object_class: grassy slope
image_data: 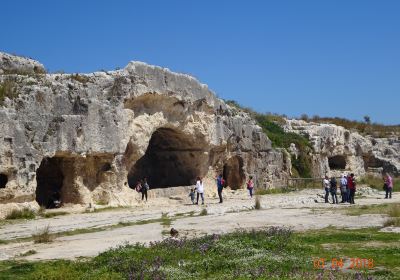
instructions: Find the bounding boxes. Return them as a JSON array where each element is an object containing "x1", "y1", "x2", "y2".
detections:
[
  {"x1": 226, "y1": 100, "x2": 313, "y2": 178},
  {"x1": 0, "y1": 227, "x2": 398, "y2": 280}
]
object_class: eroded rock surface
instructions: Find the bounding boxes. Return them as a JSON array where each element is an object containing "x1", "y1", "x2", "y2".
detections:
[
  {"x1": 284, "y1": 119, "x2": 400, "y2": 177},
  {"x1": 0, "y1": 53, "x2": 289, "y2": 217}
]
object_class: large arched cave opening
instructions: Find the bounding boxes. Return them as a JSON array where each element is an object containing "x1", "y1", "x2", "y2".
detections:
[
  {"x1": 328, "y1": 155, "x2": 347, "y2": 170},
  {"x1": 36, "y1": 157, "x2": 64, "y2": 208},
  {"x1": 223, "y1": 156, "x2": 245, "y2": 190},
  {"x1": 128, "y1": 127, "x2": 209, "y2": 188}
]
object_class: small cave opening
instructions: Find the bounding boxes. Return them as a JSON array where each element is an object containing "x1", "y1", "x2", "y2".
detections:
[
  {"x1": 328, "y1": 155, "x2": 347, "y2": 170},
  {"x1": 363, "y1": 155, "x2": 384, "y2": 170},
  {"x1": 223, "y1": 156, "x2": 245, "y2": 190},
  {"x1": 36, "y1": 157, "x2": 64, "y2": 208},
  {"x1": 0, "y1": 174, "x2": 8, "y2": 188},
  {"x1": 127, "y1": 127, "x2": 208, "y2": 188}
]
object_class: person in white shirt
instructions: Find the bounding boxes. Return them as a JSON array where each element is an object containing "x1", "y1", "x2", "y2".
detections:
[
  {"x1": 323, "y1": 176, "x2": 330, "y2": 203},
  {"x1": 340, "y1": 174, "x2": 348, "y2": 203},
  {"x1": 195, "y1": 177, "x2": 204, "y2": 205}
]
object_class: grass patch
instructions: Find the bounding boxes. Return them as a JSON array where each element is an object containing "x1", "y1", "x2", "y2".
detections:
[
  {"x1": 359, "y1": 175, "x2": 399, "y2": 192},
  {"x1": 5, "y1": 208, "x2": 36, "y2": 220},
  {"x1": 344, "y1": 203, "x2": 399, "y2": 216},
  {"x1": 225, "y1": 100, "x2": 313, "y2": 178},
  {"x1": 70, "y1": 73, "x2": 90, "y2": 84},
  {"x1": 17, "y1": 250, "x2": 37, "y2": 258},
  {"x1": 160, "y1": 213, "x2": 173, "y2": 227},
  {"x1": 39, "y1": 211, "x2": 69, "y2": 218},
  {"x1": 309, "y1": 116, "x2": 400, "y2": 138},
  {"x1": 0, "y1": 79, "x2": 18, "y2": 106},
  {"x1": 383, "y1": 218, "x2": 400, "y2": 227},
  {"x1": 1, "y1": 227, "x2": 398, "y2": 279},
  {"x1": 199, "y1": 208, "x2": 208, "y2": 216},
  {"x1": 32, "y1": 226, "x2": 53, "y2": 244},
  {"x1": 255, "y1": 195, "x2": 261, "y2": 210}
]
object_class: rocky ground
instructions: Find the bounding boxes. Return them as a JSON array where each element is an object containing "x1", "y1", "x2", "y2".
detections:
[{"x1": 0, "y1": 186, "x2": 398, "y2": 261}]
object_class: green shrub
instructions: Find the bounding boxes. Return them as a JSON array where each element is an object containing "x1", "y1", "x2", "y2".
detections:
[
  {"x1": 70, "y1": 74, "x2": 90, "y2": 84},
  {"x1": 32, "y1": 226, "x2": 53, "y2": 244},
  {"x1": 5, "y1": 208, "x2": 36, "y2": 220},
  {"x1": 225, "y1": 100, "x2": 313, "y2": 178},
  {"x1": 310, "y1": 116, "x2": 400, "y2": 138},
  {"x1": 199, "y1": 208, "x2": 208, "y2": 216},
  {"x1": 255, "y1": 195, "x2": 261, "y2": 210},
  {"x1": 0, "y1": 79, "x2": 18, "y2": 106}
]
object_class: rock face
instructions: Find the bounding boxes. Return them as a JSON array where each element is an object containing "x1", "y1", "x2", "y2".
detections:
[
  {"x1": 0, "y1": 52, "x2": 45, "y2": 75},
  {"x1": 0, "y1": 53, "x2": 289, "y2": 217},
  {"x1": 284, "y1": 119, "x2": 400, "y2": 178}
]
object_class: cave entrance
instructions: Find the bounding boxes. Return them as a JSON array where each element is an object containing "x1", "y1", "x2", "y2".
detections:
[
  {"x1": 36, "y1": 157, "x2": 64, "y2": 208},
  {"x1": 0, "y1": 174, "x2": 7, "y2": 188},
  {"x1": 128, "y1": 127, "x2": 208, "y2": 188},
  {"x1": 328, "y1": 155, "x2": 347, "y2": 170},
  {"x1": 223, "y1": 156, "x2": 245, "y2": 190}
]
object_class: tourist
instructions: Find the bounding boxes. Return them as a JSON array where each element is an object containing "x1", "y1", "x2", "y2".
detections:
[
  {"x1": 141, "y1": 177, "x2": 149, "y2": 201},
  {"x1": 246, "y1": 176, "x2": 254, "y2": 198},
  {"x1": 384, "y1": 173, "x2": 393, "y2": 199},
  {"x1": 216, "y1": 174, "x2": 225, "y2": 203},
  {"x1": 330, "y1": 177, "x2": 339, "y2": 204},
  {"x1": 347, "y1": 173, "x2": 356, "y2": 204},
  {"x1": 340, "y1": 174, "x2": 348, "y2": 203},
  {"x1": 189, "y1": 188, "x2": 196, "y2": 204},
  {"x1": 135, "y1": 180, "x2": 142, "y2": 193},
  {"x1": 323, "y1": 176, "x2": 330, "y2": 203},
  {"x1": 195, "y1": 177, "x2": 204, "y2": 205}
]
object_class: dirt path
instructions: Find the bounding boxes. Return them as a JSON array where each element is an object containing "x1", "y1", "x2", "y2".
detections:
[{"x1": 0, "y1": 187, "x2": 398, "y2": 261}]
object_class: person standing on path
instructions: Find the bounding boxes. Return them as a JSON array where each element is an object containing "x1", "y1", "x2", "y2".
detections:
[
  {"x1": 347, "y1": 173, "x2": 356, "y2": 204},
  {"x1": 323, "y1": 176, "x2": 330, "y2": 203},
  {"x1": 246, "y1": 176, "x2": 254, "y2": 198},
  {"x1": 384, "y1": 173, "x2": 393, "y2": 199},
  {"x1": 330, "y1": 177, "x2": 339, "y2": 204},
  {"x1": 195, "y1": 177, "x2": 204, "y2": 205},
  {"x1": 216, "y1": 174, "x2": 225, "y2": 203},
  {"x1": 340, "y1": 174, "x2": 348, "y2": 203},
  {"x1": 141, "y1": 177, "x2": 149, "y2": 201}
]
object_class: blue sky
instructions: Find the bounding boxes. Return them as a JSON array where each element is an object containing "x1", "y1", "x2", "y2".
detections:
[{"x1": 2, "y1": 1, "x2": 399, "y2": 124}]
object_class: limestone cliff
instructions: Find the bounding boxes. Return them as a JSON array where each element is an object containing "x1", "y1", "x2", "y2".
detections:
[
  {"x1": 284, "y1": 119, "x2": 400, "y2": 178},
  {"x1": 0, "y1": 52, "x2": 289, "y2": 216}
]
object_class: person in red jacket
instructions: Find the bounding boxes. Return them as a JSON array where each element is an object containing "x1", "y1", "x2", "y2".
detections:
[{"x1": 347, "y1": 173, "x2": 356, "y2": 204}]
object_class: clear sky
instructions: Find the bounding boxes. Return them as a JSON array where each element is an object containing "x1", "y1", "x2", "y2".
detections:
[{"x1": 2, "y1": 1, "x2": 399, "y2": 124}]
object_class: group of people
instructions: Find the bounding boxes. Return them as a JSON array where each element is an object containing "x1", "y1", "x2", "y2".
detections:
[
  {"x1": 188, "y1": 175, "x2": 255, "y2": 205},
  {"x1": 323, "y1": 173, "x2": 357, "y2": 204},
  {"x1": 323, "y1": 172, "x2": 395, "y2": 204}
]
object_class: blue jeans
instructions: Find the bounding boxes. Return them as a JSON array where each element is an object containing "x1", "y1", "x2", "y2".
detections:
[
  {"x1": 325, "y1": 188, "x2": 330, "y2": 203},
  {"x1": 248, "y1": 188, "x2": 253, "y2": 198},
  {"x1": 197, "y1": 193, "x2": 204, "y2": 204}
]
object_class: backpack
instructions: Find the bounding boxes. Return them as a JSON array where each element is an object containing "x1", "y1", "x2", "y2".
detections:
[
  {"x1": 135, "y1": 183, "x2": 142, "y2": 193},
  {"x1": 221, "y1": 178, "x2": 226, "y2": 188}
]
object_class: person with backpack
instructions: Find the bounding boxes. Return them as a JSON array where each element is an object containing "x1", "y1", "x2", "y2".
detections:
[
  {"x1": 216, "y1": 174, "x2": 225, "y2": 203},
  {"x1": 323, "y1": 176, "x2": 330, "y2": 203},
  {"x1": 340, "y1": 174, "x2": 348, "y2": 203},
  {"x1": 246, "y1": 176, "x2": 254, "y2": 198},
  {"x1": 330, "y1": 177, "x2": 339, "y2": 204},
  {"x1": 141, "y1": 177, "x2": 150, "y2": 201},
  {"x1": 347, "y1": 173, "x2": 356, "y2": 204},
  {"x1": 195, "y1": 177, "x2": 204, "y2": 205}
]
